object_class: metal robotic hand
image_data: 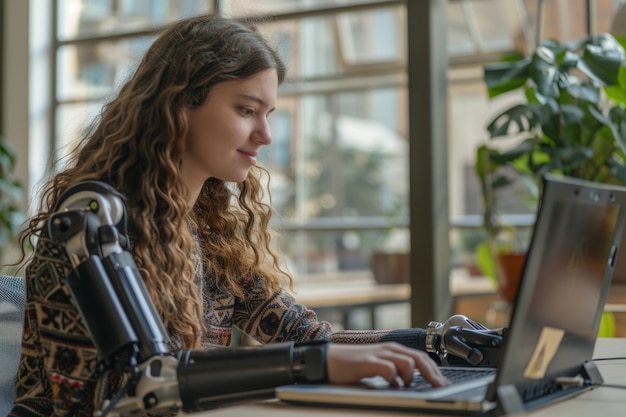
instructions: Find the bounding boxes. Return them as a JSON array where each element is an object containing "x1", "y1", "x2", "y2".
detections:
[{"x1": 425, "y1": 315, "x2": 506, "y2": 367}]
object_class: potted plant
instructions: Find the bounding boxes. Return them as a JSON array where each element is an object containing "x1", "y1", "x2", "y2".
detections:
[
  {"x1": 370, "y1": 198, "x2": 410, "y2": 285},
  {"x1": 476, "y1": 32, "x2": 626, "y2": 301},
  {"x1": 0, "y1": 135, "x2": 25, "y2": 262}
]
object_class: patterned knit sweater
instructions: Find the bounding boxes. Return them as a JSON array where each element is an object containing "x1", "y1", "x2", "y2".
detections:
[{"x1": 9, "y1": 236, "x2": 429, "y2": 417}]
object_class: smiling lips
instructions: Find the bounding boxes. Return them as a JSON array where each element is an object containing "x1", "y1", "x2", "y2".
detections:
[{"x1": 238, "y1": 149, "x2": 258, "y2": 165}]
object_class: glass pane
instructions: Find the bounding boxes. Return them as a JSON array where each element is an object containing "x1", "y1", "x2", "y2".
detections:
[
  {"x1": 303, "y1": 90, "x2": 406, "y2": 219},
  {"x1": 257, "y1": 9, "x2": 402, "y2": 79},
  {"x1": 57, "y1": 0, "x2": 211, "y2": 40},
  {"x1": 447, "y1": 1, "x2": 475, "y2": 56},
  {"x1": 269, "y1": 90, "x2": 408, "y2": 219},
  {"x1": 262, "y1": 103, "x2": 295, "y2": 215},
  {"x1": 258, "y1": 17, "x2": 340, "y2": 79},
  {"x1": 537, "y1": 0, "x2": 588, "y2": 43},
  {"x1": 51, "y1": 1, "x2": 410, "y2": 284},
  {"x1": 267, "y1": 86, "x2": 408, "y2": 278},
  {"x1": 56, "y1": 102, "x2": 104, "y2": 163},
  {"x1": 220, "y1": 0, "x2": 391, "y2": 17},
  {"x1": 448, "y1": 0, "x2": 520, "y2": 57},
  {"x1": 278, "y1": 228, "x2": 408, "y2": 278},
  {"x1": 601, "y1": 0, "x2": 626, "y2": 33},
  {"x1": 472, "y1": 0, "x2": 516, "y2": 52},
  {"x1": 447, "y1": 82, "x2": 538, "y2": 238},
  {"x1": 57, "y1": 36, "x2": 154, "y2": 102},
  {"x1": 336, "y1": 7, "x2": 405, "y2": 64}
]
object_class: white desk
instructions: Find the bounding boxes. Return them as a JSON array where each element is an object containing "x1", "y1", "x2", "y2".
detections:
[{"x1": 192, "y1": 338, "x2": 626, "y2": 417}]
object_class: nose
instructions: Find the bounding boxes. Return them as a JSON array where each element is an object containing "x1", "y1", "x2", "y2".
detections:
[{"x1": 252, "y1": 118, "x2": 272, "y2": 145}]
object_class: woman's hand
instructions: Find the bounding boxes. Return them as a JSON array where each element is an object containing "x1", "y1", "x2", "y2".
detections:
[{"x1": 326, "y1": 342, "x2": 450, "y2": 388}]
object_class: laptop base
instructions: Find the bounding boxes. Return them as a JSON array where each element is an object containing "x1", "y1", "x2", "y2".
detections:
[{"x1": 496, "y1": 361, "x2": 603, "y2": 415}]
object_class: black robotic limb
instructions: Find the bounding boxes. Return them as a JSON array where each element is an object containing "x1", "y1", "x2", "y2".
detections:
[
  {"x1": 48, "y1": 180, "x2": 505, "y2": 416},
  {"x1": 48, "y1": 181, "x2": 329, "y2": 416},
  {"x1": 426, "y1": 315, "x2": 507, "y2": 367}
]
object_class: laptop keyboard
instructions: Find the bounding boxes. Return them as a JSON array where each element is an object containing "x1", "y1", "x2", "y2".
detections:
[
  {"x1": 407, "y1": 368, "x2": 495, "y2": 392},
  {"x1": 361, "y1": 367, "x2": 496, "y2": 392}
]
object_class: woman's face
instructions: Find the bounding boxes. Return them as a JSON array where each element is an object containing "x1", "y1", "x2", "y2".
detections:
[{"x1": 182, "y1": 68, "x2": 278, "y2": 191}]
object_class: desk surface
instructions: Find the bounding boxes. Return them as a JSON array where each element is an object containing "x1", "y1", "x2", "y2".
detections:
[{"x1": 193, "y1": 338, "x2": 626, "y2": 417}]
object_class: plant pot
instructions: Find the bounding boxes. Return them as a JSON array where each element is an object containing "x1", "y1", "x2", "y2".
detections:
[
  {"x1": 496, "y1": 252, "x2": 526, "y2": 303},
  {"x1": 370, "y1": 252, "x2": 409, "y2": 285}
]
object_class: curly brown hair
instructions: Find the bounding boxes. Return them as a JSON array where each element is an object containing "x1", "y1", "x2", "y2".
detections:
[{"x1": 17, "y1": 14, "x2": 289, "y2": 350}]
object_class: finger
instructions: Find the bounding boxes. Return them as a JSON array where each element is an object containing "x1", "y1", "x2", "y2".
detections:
[
  {"x1": 446, "y1": 335, "x2": 483, "y2": 365},
  {"x1": 326, "y1": 344, "x2": 411, "y2": 385},
  {"x1": 456, "y1": 328, "x2": 503, "y2": 347},
  {"x1": 379, "y1": 350, "x2": 419, "y2": 386},
  {"x1": 367, "y1": 357, "x2": 409, "y2": 387},
  {"x1": 443, "y1": 332, "x2": 472, "y2": 358},
  {"x1": 465, "y1": 318, "x2": 489, "y2": 330},
  {"x1": 409, "y1": 353, "x2": 449, "y2": 387},
  {"x1": 488, "y1": 327, "x2": 507, "y2": 337},
  {"x1": 383, "y1": 343, "x2": 449, "y2": 387}
]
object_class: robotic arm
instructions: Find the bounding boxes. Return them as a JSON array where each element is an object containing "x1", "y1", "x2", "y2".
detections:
[
  {"x1": 48, "y1": 181, "x2": 505, "y2": 417},
  {"x1": 48, "y1": 181, "x2": 328, "y2": 416},
  {"x1": 426, "y1": 315, "x2": 506, "y2": 367}
]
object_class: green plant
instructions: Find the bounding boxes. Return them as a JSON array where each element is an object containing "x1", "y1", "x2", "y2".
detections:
[
  {"x1": 0, "y1": 136, "x2": 25, "y2": 250},
  {"x1": 483, "y1": 32, "x2": 626, "y2": 195},
  {"x1": 475, "y1": 32, "x2": 626, "y2": 283}
]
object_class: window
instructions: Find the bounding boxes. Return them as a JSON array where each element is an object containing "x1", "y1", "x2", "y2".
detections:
[
  {"x1": 250, "y1": 5, "x2": 410, "y2": 276},
  {"x1": 53, "y1": 0, "x2": 212, "y2": 159},
  {"x1": 50, "y1": 0, "x2": 411, "y2": 282},
  {"x1": 36, "y1": 0, "x2": 623, "y2": 324}
]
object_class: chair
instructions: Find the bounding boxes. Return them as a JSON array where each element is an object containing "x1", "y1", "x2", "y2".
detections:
[{"x1": 0, "y1": 274, "x2": 25, "y2": 416}]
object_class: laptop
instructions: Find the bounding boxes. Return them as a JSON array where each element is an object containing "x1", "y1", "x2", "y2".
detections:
[
  {"x1": 276, "y1": 174, "x2": 626, "y2": 415},
  {"x1": 609, "y1": 222, "x2": 626, "y2": 284}
]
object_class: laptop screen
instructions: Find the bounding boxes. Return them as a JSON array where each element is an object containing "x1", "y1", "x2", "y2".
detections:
[
  {"x1": 489, "y1": 174, "x2": 625, "y2": 405},
  {"x1": 529, "y1": 200, "x2": 619, "y2": 334},
  {"x1": 609, "y1": 227, "x2": 626, "y2": 284}
]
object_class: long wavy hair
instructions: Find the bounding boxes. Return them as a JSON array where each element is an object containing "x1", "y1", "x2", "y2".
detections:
[{"x1": 16, "y1": 14, "x2": 289, "y2": 350}]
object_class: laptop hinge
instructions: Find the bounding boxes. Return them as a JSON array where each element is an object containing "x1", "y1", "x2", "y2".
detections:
[{"x1": 582, "y1": 361, "x2": 604, "y2": 385}]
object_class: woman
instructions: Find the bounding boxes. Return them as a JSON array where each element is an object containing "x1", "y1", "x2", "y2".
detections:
[{"x1": 9, "y1": 14, "x2": 453, "y2": 417}]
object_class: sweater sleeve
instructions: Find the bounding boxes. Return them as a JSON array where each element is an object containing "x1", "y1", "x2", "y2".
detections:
[
  {"x1": 9, "y1": 236, "x2": 120, "y2": 417},
  {"x1": 233, "y1": 278, "x2": 335, "y2": 343},
  {"x1": 233, "y1": 280, "x2": 430, "y2": 352},
  {"x1": 329, "y1": 328, "x2": 428, "y2": 351}
]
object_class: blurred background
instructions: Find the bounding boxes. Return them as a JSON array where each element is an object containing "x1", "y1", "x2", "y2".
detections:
[{"x1": 3, "y1": 0, "x2": 626, "y2": 329}]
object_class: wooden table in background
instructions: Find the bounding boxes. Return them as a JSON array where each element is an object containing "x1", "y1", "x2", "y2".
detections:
[{"x1": 292, "y1": 269, "x2": 497, "y2": 329}]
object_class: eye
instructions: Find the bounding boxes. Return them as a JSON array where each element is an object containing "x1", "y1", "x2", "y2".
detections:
[{"x1": 240, "y1": 107, "x2": 255, "y2": 116}]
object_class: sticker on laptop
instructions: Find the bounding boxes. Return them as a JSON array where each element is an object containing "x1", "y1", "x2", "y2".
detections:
[{"x1": 523, "y1": 326, "x2": 565, "y2": 379}]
